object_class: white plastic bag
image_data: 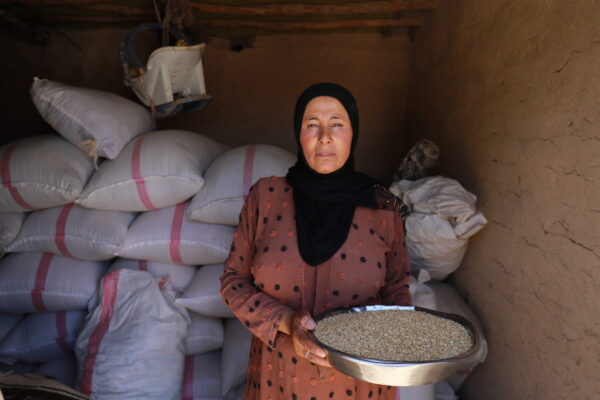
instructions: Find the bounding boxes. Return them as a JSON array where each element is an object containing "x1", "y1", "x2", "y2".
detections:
[
  {"x1": 31, "y1": 78, "x2": 155, "y2": 160},
  {"x1": 0, "y1": 311, "x2": 86, "y2": 365},
  {"x1": 106, "y1": 258, "x2": 196, "y2": 294},
  {"x1": 0, "y1": 213, "x2": 24, "y2": 251},
  {"x1": 75, "y1": 269, "x2": 189, "y2": 399},
  {"x1": 35, "y1": 357, "x2": 78, "y2": 389},
  {"x1": 184, "y1": 312, "x2": 224, "y2": 356},
  {"x1": 0, "y1": 135, "x2": 94, "y2": 212},
  {"x1": 187, "y1": 145, "x2": 296, "y2": 225},
  {"x1": 0, "y1": 252, "x2": 108, "y2": 313},
  {"x1": 0, "y1": 314, "x2": 23, "y2": 342},
  {"x1": 77, "y1": 130, "x2": 228, "y2": 211},
  {"x1": 221, "y1": 318, "x2": 252, "y2": 396},
  {"x1": 182, "y1": 351, "x2": 223, "y2": 400},
  {"x1": 7, "y1": 204, "x2": 135, "y2": 261},
  {"x1": 390, "y1": 177, "x2": 487, "y2": 280},
  {"x1": 118, "y1": 202, "x2": 234, "y2": 265},
  {"x1": 175, "y1": 264, "x2": 234, "y2": 318}
]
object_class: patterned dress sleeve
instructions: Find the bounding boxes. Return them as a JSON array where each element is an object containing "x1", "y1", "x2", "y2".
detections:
[
  {"x1": 380, "y1": 209, "x2": 412, "y2": 306},
  {"x1": 220, "y1": 182, "x2": 294, "y2": 349}
]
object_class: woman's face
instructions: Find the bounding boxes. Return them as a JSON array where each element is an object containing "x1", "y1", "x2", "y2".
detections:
[{"x1": 299, "y1": 96, "x2": 353, "y2": 174}]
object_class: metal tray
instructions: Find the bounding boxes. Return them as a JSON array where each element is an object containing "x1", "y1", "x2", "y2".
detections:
[{"x1": 308, "y1": 305, "x2": 482, "y2": 387}]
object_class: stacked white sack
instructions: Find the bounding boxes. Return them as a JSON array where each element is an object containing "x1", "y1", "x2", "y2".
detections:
[
  {"x1": 221, "y1": 318, "x2": 252, "y2": 397},
  {"x1": 75, "y1": 269, "x2": 189, "y2": 399},
  {"x1": 107, "y1": 258, "x2": 196, "y2": 294},
  {"x1": 183, "y1": 351, "x2": 223, "y2": 400},
  {"x1": 0, "y1": 311, "x2": 86, "y2": 365},
  {"x1": 0, "y1": 135, "x2": 94, "y2": 212},
  {"x1": 0, "y1": 314, "x2": 23, "y2": 342},
  {"x1": 35, "y1": 357, "x2": 79, "y2": 388},
  {"x1": 30, "y1": 78, "x2": 155, "y2": 160},
  {"x1": 389, "y1": 176, "x2": 487, "y2": 281},
  {"x1": 187, "y1": 144, "x2": 296, "y2": 225},
  {"x1": 0, "y1": 213, "x2": 24, "y2": 251},
  {"x1": 77, "y1": 130, "x2": 228, "y2": 211},
  {"x1": 176, "y1": 263, "x2": 234, "y2": 318},
  {"x1": 118, "y1": 201, "x2": 234, "y2": 265},
  {"x1": 0, "y1": 252, "x2": 107, "y2": 313},
  {"x1": 6, "y1": 204, "x2": 135, "y2": 261},
  {"x1": 184, "y1": 313, "x2": 224, "y2": 356}
]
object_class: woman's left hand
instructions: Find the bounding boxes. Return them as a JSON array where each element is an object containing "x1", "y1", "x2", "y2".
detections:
[{"x1": 290, "y1": 310, "x2": 331, "y2": 368}]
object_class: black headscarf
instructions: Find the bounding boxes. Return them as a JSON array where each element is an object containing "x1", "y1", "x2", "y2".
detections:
[{"x1": 286, "y1": 83, "x2": 381, "y2": 266}]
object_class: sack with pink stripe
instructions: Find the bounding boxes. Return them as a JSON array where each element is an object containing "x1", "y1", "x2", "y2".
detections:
[
  {"x1": 0, "y1": 314, "x2": 23, "y2": 342},
  {"x1": 76, "y1": 130, "x2": 229, "y2": 211},
  {"x1": 107, "y1": 258, "x2": 196, "y2": 294},
  {"x1": 176, "y1": 264, "x2": 234, "y2": 318},
  {"x1": 31, "y1": 78, "x2": 155, "y2": 160},
  {"x1": 221, "y1": 318, "x2": 252, "y2": 396},
  {"x1": 117, "y1": 202, "x2": 234, "y2": 265},
  {"x1": 0, "y1": 135, "x2": 94, "y2": 213},
  {"x1": 75, "y1": 269, "x2": 189, "y2": 399},
  {"x1": 6, "y1": 204, "x2": 135, "y2": 261},
  {"x1": 187, "y1": 145, "x2": 296, "y2": 225},
  {"x1": 184, "y1": 312, "x2": 224, "y2": 356},
  {"x1": 35, "y1": 357, "x2": 78, "y2": 389},
  {"x1": 182, "y1": 351, "x2": 222, "y2": 400},
  {"x1": 0, "y1": 213, "x2": 24, "y2": 251},
  {"x1": 0, "y1": 310, "x2": 86, "y2": 365},
  {"x1": 0, "y1": 252, "x2": 108, "y2": 313}
]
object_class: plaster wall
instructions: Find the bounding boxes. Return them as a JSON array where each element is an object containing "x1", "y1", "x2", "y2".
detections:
[
  {"x1": 408, "y1": 1, "x2": 600, "y2": 399},
  {"x1": 0, "y1": 29, "x2": 411, "y2": 183}
]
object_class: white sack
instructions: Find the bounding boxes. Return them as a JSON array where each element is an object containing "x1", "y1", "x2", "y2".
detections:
[
  {"x1": 0, "y1": 213, "x2": 24, "y2": 250},
  {"x1": 184, "y1": 312, "x2": 224, "y2": 356},
  {"x1": 408, "y1": 269, "x2": 437, "y2": 310},
  {"x1": 0, "y1": 135, "x2": 94, "y2": 212},
  {"x1": 434, "y1": 380, "x2": 458, "y2": 400},
  {"x1": 187, "y1": 145, "x2": 296, "y2": 225},
  {"x1": 30, "y1": 78, "x2": 155, "y2": 160},
  {"x1": 397, "y1": 384, "x2": 435, "y2": 400},
  {"x1": 75, "y1": 269, "x2": 189, "y2": 399},
  {"x1": 0, "y1": 252, "x2": 107, "y2": 313},
  {"x1": 107, "y1": 258, "x2": 196, "y2": 294},
  {"x1": 0, "y1": 314, "x2": 23, "y2": 342},
  {"x1": 426, "y1": 282, "x2": 488, "y2": 391},
  {"x1": 182, "y1": 351, "x2": 223, "y2": 400},
  {"x1": 118, "y1": 202, "x2": 234, "y2": 265},
  {"x1": 0, "y1": 311, "x2": 86, "y2": 365},
  {"x1": 0, "y1": 362, "x2": 38, "y2": 374},
  {"x1": 221, "y1": 318, "x2": 252, "y2": 396},
  {"x1": 176, "y1": 264, "x2": 234, "y2": 318},
  {"x1": 390, "y1": 177, "x2": 487, "y2": 280},
  {"x1": 35, "y1": 357, "x2": 78, "y2": 389},
  {"x1": 77, "y1": 130, "x2": 228, "y2": 211},
  {"x1": 225, "y1": 385, "x2": 244, "y2": 400},
  {"x1": 7, "y1": 204, "x2": 135, "y2": 261}
]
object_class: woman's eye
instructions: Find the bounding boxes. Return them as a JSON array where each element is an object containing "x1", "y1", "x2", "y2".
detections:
[{"x1": 307, "y1": 123, "x2": 319, "y2": 128}]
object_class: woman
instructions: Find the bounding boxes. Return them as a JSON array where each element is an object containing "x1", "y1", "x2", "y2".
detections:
[{"x1": 221, "y1": 83, "x2": 411, "y2": 400}]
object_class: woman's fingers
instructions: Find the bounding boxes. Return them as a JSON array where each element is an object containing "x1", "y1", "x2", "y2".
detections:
[
  {"x1": 294, "y1": 310, "x2": 316, "y2": 330},
  {"x1": 305, "y1": 351, "x2": 332, "y2": 368}
]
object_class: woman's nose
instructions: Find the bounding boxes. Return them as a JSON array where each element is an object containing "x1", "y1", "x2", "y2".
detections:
[{"x1": 318, "y1": 127, "x2": 332, "y2": 144}]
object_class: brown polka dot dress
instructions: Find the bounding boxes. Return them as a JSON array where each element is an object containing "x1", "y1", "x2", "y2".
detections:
[{"x1": 221, "y1": 177, "x2": 412, "y2": 400}]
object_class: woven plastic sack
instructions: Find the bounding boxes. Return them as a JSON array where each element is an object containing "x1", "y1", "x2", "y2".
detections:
[
  {"x1": 0, "y1": 213, "x2": 24, "y2": 250},
  {"x1": 221, "y1": 318, "x2": 252, "y2": 396},
  {"x1": 75, "y1": 269, "x2": 189, "y2": 399},
  {"x1": 35, "y1": 357, "x2": 79, "y2": 389},
  {"x1": 118, "y1": 202, "x2": 234, "y2": 265},
  {"x1": 0, "y1": 314, "x2": 23, "y2": 342},
  {"x1": 184, "y1": 312, "x2": 224, "y2": 356},
  {"x1": 0, "y1": 252, "x2": 108, "y2": 313},
  {"x1": 425, "y1": 282, "x2": 488, "y2": 391},
  {"x1": 0, "y1": 310, "x2": 86, "y2": 365},
  {"x1": 225, "y1": 385, "x2": 244, "y2": 400},
  {"x1": 389, "y1": 177, "x2": 487, "y2": 280},
  {"x1": 31, "y1": 77, "x2": 155, "y2": 160},
  {"x1": 0, "y1": 135, "x2": 94, "y2": 212},
  {"x1": 76, "y1": 130, "x2": 228, "y2": 211},
  {"x1": 175, "y1": 264, "x2": 234, "y2": 318},
  {"x1": 6, "y1": 204, "x2": 135, "y2": 261},
  {"x1": 106, "y1": 258, "x2": 196, "y2": 294},
  {"x1": 182, "y1": 351, "x2": 222, "y2": 400},
  {"x1": 187, "y1": 145, "x2": 296, "y2": 225}
]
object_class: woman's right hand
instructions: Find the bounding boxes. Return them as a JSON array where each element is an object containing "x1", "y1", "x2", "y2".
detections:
[{"x1": 290, "y1": 310, "x2": 331, "y2": 368}]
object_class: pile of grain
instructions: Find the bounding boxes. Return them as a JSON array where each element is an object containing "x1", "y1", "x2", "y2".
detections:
[{"x1": 314, "y1": 310, "x2": 473, "y2": 361}]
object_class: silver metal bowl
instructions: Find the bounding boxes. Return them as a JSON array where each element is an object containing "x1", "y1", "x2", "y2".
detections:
[{"x1": 308, "y1": 305, "x2": 482, "y2": 387}]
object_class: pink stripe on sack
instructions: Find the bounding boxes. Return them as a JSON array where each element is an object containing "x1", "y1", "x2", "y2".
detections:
[
  {"x1": 31, "y1": 252, "x2": 54, "y2": 312},
  {"x1": 0, "y1": 142, "x2": 35, "y2": 210},
  {"x1": 242, "y1": 145, "x2": 256, "y2": 197},
  {"x1": 79, "y1": 270, "x2": 120, "y2": 396},
  {"x1": 169, "y1": 202, "x2": 186, "y2": 264},
  {"x1": 131, "y1": 135, "x2": 157, "y2": 210},
  {"x1": 55, "y1": 311, "x2": 74, "y2": 356},
  {"x1": 55, "y1": 203, "x2": 75, "y2": 258},
  {"x1": 182, "y1": 355, "x2": 194, "y2": 400},
  {"x1": 138, "y1": 260, "x2": 148, "y2": 271}
]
